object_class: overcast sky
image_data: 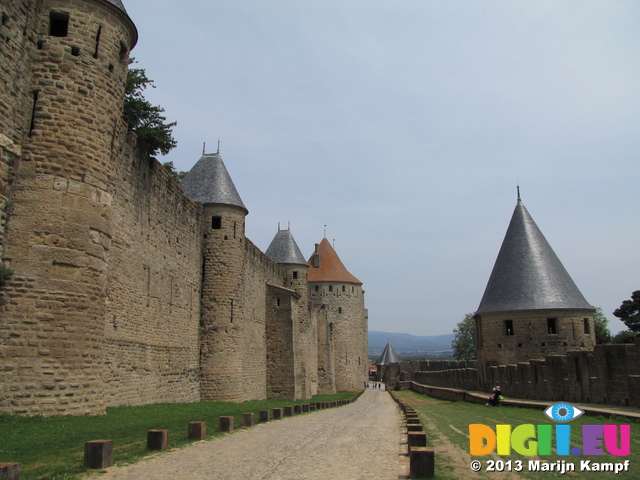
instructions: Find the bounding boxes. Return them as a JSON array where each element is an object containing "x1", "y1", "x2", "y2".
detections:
[{"x1": 122, "y1": 0, "x2": 638, "y2": 336}]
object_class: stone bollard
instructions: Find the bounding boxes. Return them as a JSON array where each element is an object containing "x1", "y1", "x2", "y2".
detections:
[
  {"x1": 0, "y1": 463, "x2": 21, "y2": 480},
  {"x1": 294, "y1": 405, "x2": 302, "y2": 414},
  {"x1": 219, "y1": 416, "x2": 234, "y2": 433},
  {"x1": 410, "y1": 447, "x2": 435, "y2": 479},
  {"x1": 407, "y1": 417, "x2": 420, "y2": 424},
  {"x1": 147, "y1": 430, "x2": 168, "y2": 450},
  {"x1": 272, "y1": 408, "x2": 283, "y2": 419},
  {"x1": 259, "y1": 410, "x2": 270, "y2": 422},
  {"x1": 407, "y1": 424, "x2": 423, "y2": 432},
  {"x1": 284, "y1": 406, "x2": 294, "y2": 416},
  {"x1": 241, "y1": 413, "x2": 255, "y2": 427},
  {"x1": 84, "y1": 440, "x2": 114, "y2": 469},
  {"x1": 309, "y1": 403, "x2": 316, "y2": 411},
  {"x1": 408, "y1": 432, "x2": 427, "y2": 447},
  {"x1": 302, "y1": 404, "x2": 310, "y2": 413},
  {"x1": 188, "y1": 422, "x2": 206, "y2": 440}
]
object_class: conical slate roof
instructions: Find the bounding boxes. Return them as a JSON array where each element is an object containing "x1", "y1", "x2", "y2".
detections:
[
  {"x1": 376, "y1": 341, "x2": 400, "y2": 366},
  {"x1": 476, "y1": 196, "x2": 592, "y2": 314},
  {"x1": 180, "y1": 152, "x2": 248, "y2": 214},
  {"x1": 104, "y1": 0, "x2": 127, "y2": 12},
  {"x1": 307, "y1": 238, "x2": 362, "y2": 284},
  {"x1": 265, "y1": 227, "x2": 307, "y2": 265}
]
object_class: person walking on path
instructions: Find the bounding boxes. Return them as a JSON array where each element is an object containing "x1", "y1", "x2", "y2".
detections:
[{"x1": 86, "y1": 389, "x2": 406, "y2": 480}]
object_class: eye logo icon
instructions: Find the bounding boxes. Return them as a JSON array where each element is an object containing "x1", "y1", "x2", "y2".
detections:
[{"x1": 544, "y1": 403, "x2": 584, "y2": 422}]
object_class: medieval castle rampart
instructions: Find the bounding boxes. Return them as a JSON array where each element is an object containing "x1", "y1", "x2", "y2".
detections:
[{"x1": 0, "y1": 0, "x2": 368, "y2": 416}]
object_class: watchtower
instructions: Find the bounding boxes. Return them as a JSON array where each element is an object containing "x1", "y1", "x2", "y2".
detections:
[
  {"x1": 474, "y1": 191, "x2": 595, "y2": 386},
  {"x1": 180, "y1": 150, "x2": 248, "y2": 401},
  {"x1": 0, "y1": 0, "x2": 136, "y2": 415},
  {"x1": 308, "y1": 238, "x2": 368, "y2": 391}
]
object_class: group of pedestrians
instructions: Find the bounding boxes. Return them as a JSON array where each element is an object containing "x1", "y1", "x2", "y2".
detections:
[{"x1": 365, "y1": 381, "x2": 384, "y2": 390}]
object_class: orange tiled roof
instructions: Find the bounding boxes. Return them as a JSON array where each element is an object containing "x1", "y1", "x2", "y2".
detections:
[{"x1": 307, "y1": 238, "x2": 362, "y2": 284}]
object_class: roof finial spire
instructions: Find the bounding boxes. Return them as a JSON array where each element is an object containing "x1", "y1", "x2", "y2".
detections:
[
  {"x1": 202, "y1": 142, "x2": 206, "y2": 156},
  {"x1": 217, "y1": 138, "x2": 220, "y2": 154},
  {"x1": 324, "y1": 224, "x2": 327, "y2": 238},
  {"x1": 517, "y1": 183, "x2": 521, "y2": 202}
]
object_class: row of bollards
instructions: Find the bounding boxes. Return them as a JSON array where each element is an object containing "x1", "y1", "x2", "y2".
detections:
[
  {"x1": 390, "y1": 393, "x2": 435, "y2": 479},
  {"x1": 1, "y1": 395, "x2": 364, "y2": 480}
]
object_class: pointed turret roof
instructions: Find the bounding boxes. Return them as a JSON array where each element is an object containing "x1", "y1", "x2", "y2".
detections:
[
  {"x1": 476, "y1": 195, "x2": 592, "y2": 314},
  {"x1": 307, "y1": 238, "x2": 362, "y2": 284},
  {"x1": 180, "y1": 152, "x2": 248, "y2": 214},
  {"x1": 265, "y1": 227, "x2": 307, "y2": 266},
  {"x1": 376, "y1": 341, "x2": 400, "y2": 365}
]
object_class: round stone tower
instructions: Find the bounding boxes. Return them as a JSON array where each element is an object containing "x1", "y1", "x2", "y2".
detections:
[
  {"x1": 308, "y1": 238, "x2": 368, "y2": 391},
  {"x1": 474, "y1": 192, "x2": 595, "y2": 386},
  {"x1": 266, "y1": 225, "x2": 317, "y2": 398},
  {"x1": 0, "y1": 0, "x2": 137, "y2": 415},
  {"x1": 180, "y1": 150, "x2": 248, "y2": 401}
]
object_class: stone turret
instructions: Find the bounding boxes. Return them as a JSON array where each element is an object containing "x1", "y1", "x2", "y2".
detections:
[
  {"x1": 0, "y1": 0, "x2": 137, "y2": 415},
  {"x1": 308, "y1": 238, "x2": 368, "y2": 391},
  {"x1": 474, "y1": 191, "x2": 595, "y2": 385},
  {"x1": 181, "y1": 151, "x2": 248, "y2": 401},
  {"x1": 265, "y1": 226, "x2": 316, "y2": 398}
]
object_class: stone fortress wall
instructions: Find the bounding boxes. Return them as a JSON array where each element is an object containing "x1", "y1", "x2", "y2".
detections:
[
  {"x1": 398, "y1": 339, "x2": 640, "y2": 408},
  {"x1": 0, "y1": 0, "x2": 368, "y2": 416}
]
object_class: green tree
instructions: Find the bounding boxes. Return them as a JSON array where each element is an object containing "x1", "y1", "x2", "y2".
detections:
[
  {"x1": 163, "y1": 161, "x2": 187, "y2": 182},
  {"x1": 593, "y1": 307, "x2": 612, "y2": 344},
  {"x1": 451, "y1": 313, "x2": 476, "y2": 360},
  {"x1": 123, "y1": 59, "x2": 177, "y2": 156},
  {"x1": 613, "y1": 290, "x2": 640, "y2": 333},
  {"x1": 611, "y1": 330, "x2": 636, "y2": 344}
]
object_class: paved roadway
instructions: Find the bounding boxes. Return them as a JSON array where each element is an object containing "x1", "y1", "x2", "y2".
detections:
[{"x1": 86, "y1": 388, "x2": 407, "y2": 480}]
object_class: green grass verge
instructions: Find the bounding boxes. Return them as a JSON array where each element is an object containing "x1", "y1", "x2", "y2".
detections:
[
  {"x1": 394, "y1": 390, "x2": 640, "y2": 480},
  {"x1": 0, "y1": 391, "x2": 357, "y2": 480}
]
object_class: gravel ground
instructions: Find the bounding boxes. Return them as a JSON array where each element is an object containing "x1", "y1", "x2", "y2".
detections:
[{"x1": 85, "y1": 389, "x2": 408, "y2": 480}]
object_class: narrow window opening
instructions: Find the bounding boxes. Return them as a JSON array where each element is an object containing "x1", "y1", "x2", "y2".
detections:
[
  {"x1": 504, "y1": 320, "x2": 514, "y2": 336},
  {"x1": 212, "y1": 216, "x2": 221, "y2": 229},
  {"x1": 276, "y1": 298, "x2": 280, "y2": 307},
  {"x1": 314, "y1": 285, "x2": 319, "y2": 292},
  {"x1": 329, "y1": 285, "x2": 333, "y2": 292},
  {"x1": 497, "y1": 344, "x2": 502, "y2": 348},
  {"x1": 71, "y1": 45, "x2": 80, "y2": 56},
  {"x1": 29, "y1": 90, "x2": 39, "y2": 136},
  {"x1": 338, "y1": 307, "x2": 342, "y2": 314},
  {"x1": 547, "y1": 318, "x2": 557, "y2": 334},
  {"x1": 49, "y1": 11, "x2": 69, "y2": 37},
  {"x1": 292, "y1": 271, "x2": 298, "y2": 280},
  {"x1": 108, "y1": 63, "x2": 114, "y2": 73},
  {"x1": 37, "y1": 40, "x2": 44, "y2": 49},
  {"x1": 233, "y1": 222, "x2": 236, "y2": 238},
  {"x1": 230, "y1": 299, "x2": 234, "y2": 323},
  {"x1": 475, "y1": 316, "x2": 483, "y2": 348},
  {"x1": 119, "y1": 41, "x2": 128, "y2": 61},
  {"x1": 93, "y1": 26, "x2": 101, "y2": 58},
  {"x1": 583, "y1": 318, "x2": 590, "y2": 334},
  {"x1": 2, "y1": 13, "x2": 9, "y2": 26}
]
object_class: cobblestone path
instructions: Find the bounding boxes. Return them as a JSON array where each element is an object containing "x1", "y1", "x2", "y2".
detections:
[{"x1": 86, "y1": 389, "x2": 407, "y2": 480}]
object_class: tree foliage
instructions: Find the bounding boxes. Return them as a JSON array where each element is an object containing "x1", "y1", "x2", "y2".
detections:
[
  {"x1": 452, "y1": 313, "x2": 476, "y2": 360},
  {"x1": 593, "y1": 307, "x2": 612, "y2": 344},
  {"x1": 163, "y1": 161, "x2": 187, "y2": 182},
  {"x1": 612, "y1": 330, "x2": 637, "y2": 344},
  {"x1": 613, "y1": 290, "x2": 640, "y2": 334},
  {"x1": 123, "y1": 59, "x2": 177, "y2": 156}
]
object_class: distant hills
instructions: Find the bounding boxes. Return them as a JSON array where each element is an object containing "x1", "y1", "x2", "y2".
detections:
[{"x1": 368, "y1": 331, "x2": 454, "y2": 361}]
